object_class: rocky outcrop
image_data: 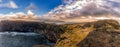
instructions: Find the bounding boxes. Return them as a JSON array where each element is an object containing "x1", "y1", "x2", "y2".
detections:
[
  {"x1": 0, "y1": 20, "x2": 55, "y2": 47},
  {"x1": 54, "y1": 22, "x2": 94, "y2": 47},
  {"x1": 0, "y1": 20, "x2": 65, "y2": 43},
  {"x1": 77, "y1": 28, "x2": 120, "y2": 47},
  {"x1": 54, "y1": 20, "x2": 120, "y2": 47},
  {"x1": 77, "y1": 20, "x2": 120, "y2": 47}
]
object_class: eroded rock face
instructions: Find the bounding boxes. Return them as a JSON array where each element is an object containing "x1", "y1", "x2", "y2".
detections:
[
  {"x1": 76, "y1": 20, "x2": 120, "y2": 47},
  {"x1": 0, "y1": 20, "x2": 55, "y2": 47},
  {"x1": 55, "y1": 20, "x2": 120, "y2": 47},
  {"x1": 77, "y1": 28, "x2": 120, "y2": 47}
]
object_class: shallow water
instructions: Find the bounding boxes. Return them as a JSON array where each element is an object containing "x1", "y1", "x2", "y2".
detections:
[{"x1": 0, "y1": 32, "x2": 49, "y2": 47}]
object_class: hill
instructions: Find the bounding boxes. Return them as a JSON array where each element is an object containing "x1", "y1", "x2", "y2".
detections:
[{"x1": 0, "y1": 20, "x2": 119, "y2": 47}]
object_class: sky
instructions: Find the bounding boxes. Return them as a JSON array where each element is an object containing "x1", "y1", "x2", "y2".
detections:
[{"x1": 0, "y1": 0, "x2": 62, "y2": 15}]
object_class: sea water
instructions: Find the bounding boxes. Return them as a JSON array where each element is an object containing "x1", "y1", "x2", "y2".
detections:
[{"x1": 0, "y1": 32, "x2": 49, "y2": 47}]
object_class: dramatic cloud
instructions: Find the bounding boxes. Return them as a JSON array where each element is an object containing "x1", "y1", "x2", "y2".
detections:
[
  {"x1": 26, "y1": 3, "x2": 38, "y2": 10},
  {"x1": 0, "y1": 1, "x2": 18, "y2": 9},
  {"x1": 44, "y1": 0, "x2": 120, "y2": 19}
]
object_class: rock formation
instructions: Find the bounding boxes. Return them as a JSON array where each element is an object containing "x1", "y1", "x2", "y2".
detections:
[
  {"x1": 77, "y1": 20, "x2": 120, "y2": 47},
  {"x1": 0, "y1": 20, "x2": 119, "y2": 47},
  {"x1": 54, "y1": 20, "x2": 120, "y2": 47}
]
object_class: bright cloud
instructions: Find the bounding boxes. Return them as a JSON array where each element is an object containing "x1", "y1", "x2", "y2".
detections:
[
  {"x1": 9, "y1": 1, "x2": 18, "y2": 8},
  {"x1": 0, "y1": 1, "x2": 18, "y2": 9},
  {"x1": 0, "y1": 10, "x2": 37, "y2": 19}
]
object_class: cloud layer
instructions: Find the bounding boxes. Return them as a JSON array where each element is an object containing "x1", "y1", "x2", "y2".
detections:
[
  {"x1": 0, "y1": 10, "x2": 38, "y2": 20},
  {"x1": 44, "y1": 0, "x2": 120, "y2": 19}
]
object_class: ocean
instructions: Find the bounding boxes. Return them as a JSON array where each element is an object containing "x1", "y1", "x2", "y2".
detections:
[{"x1": 0, "y1": 32, "x2": 49, "y2": 47}]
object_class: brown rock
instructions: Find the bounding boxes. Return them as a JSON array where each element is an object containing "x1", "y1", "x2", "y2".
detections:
[
  {"x1": 54, "y1": 20, "x2": 120, "y2": 47},
  {"x1": 77, "y1": 27, "x2": 120, "y2": 47},
  {"x1": 76, "y1": 20, "x2": 120, "y2": 47}
]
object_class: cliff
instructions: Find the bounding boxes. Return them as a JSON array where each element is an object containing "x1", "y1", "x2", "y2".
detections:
[
  {"x1": 54, "y1": 20, "x2": 120, "y2": 47},
  {"x1": 0, "y1": 20, "x2": 119, "y2": 47}
]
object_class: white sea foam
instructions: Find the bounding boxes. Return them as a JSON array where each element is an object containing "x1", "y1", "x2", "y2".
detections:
[{"x1": 0, "y1": 32, "x2": 40, "y2": 36}]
